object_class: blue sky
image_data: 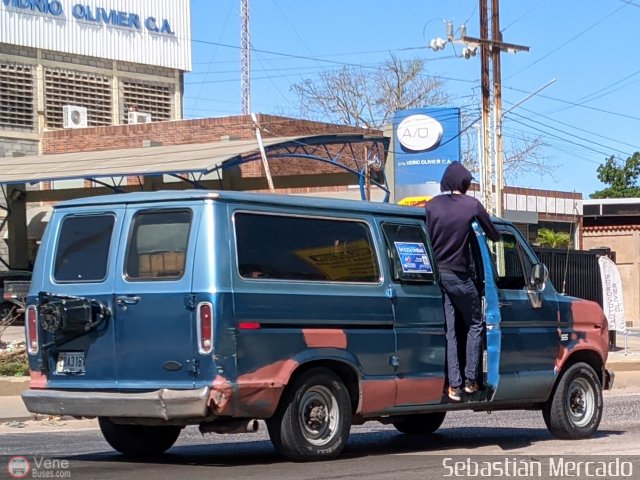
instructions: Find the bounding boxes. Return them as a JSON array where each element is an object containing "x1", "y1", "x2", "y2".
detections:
[{"x1": 185, "y1": 1, "x2": 640, "y2": 198}]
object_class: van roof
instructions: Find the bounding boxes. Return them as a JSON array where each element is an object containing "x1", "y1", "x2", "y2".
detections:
[{"x1": 53, "y1": 189, "x2": 427, "y2": 218}]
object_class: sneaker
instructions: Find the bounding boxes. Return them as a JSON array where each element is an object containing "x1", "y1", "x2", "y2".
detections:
[
  {"x1": 448, "y1": 386, "x2": 462, "y2": 402},
  {"x1": 464, "y1": 379, "x2": 479, "y2": 394}
]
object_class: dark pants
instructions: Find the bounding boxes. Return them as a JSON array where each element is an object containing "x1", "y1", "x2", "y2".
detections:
[{"x1": 440, "y1": 271, "x2": 482, "y2": 388}]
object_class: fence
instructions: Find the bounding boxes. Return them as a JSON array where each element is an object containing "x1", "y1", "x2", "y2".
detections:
[{"x1": 532, "y1": 246, "x2": 614, "y2": 307}]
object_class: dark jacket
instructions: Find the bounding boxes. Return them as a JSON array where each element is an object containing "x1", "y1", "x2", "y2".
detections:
[{"x1": 425, "y1": 162, "x2": 500, "y2": 273}]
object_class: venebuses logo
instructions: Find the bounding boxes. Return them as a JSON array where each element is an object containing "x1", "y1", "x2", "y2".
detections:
[{"x1": 396, "y1": 114, "x2": 444, "y2": 151}]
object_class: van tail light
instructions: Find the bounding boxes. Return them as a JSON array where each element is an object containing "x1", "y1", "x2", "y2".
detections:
[
  {"x1": 26, "y1": 305, "x2": 39, "y2": 354},
  {"x1": 197, "y1": 302, "x2": 213, "y2": 354}
]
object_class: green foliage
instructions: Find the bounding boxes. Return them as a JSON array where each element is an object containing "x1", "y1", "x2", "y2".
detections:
[
  {"x1": 591, "y1": 152, "x2": 640, "y2": 198},
  {"x1": 0, "y1": 351, "x2": 28, "y2": 376},
  {"x1": 536, "y1": 228, "x2": 571, "y2": 248}
]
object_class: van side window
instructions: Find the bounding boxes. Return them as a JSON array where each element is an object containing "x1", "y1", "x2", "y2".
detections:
[
  {"x1": 381, "y1": 223, "x2": 434, "y2": 283},
  {"x1": 235, "y1": 213, "x2": 380, "y2": 283},
  {"x1": 125, "y1": 210, "x2": 191, "y2": 280},
  {"x1": 490, "y1": 231, "x2": 532, "y2": 290},
  {"x1": 54, "y1": 215, "x2": 115, "y2": 282}
]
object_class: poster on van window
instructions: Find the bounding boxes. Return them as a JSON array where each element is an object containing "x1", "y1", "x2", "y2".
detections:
[
  {"x1": 294, "y1": 239, "x2": 378, "y2": 281},
  {"x1": 598, "y1": 256, "x2": 627, "y2": 333},
  {"x1": 394, "y1": 242, "x2": 432, "y2": 274}
]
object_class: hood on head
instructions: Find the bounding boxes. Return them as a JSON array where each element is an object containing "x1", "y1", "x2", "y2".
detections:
[{"x1": 440, "y1": 161, "x2": 472, "y2": 193}]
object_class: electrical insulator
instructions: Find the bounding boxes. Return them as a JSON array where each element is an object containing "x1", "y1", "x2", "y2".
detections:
[{"x1": 429, "y1": 37, "x2": 447, "y2": 51}]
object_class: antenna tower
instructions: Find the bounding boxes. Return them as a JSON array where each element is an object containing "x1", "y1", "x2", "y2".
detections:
[{"x1": 240, "y1": 0, "x2": 250, "y2": 114}]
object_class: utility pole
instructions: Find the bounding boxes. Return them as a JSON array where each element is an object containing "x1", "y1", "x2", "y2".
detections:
[
  {"x1": 480, "y1": 0, "x2": 492, "y2": 211},
  {"x1": 491, "y1": 0, "x2": 504, "y2": 217},
  {"x1": 240, "y1": 0, "x2": 250, "y2": 115},
  {"x1": 460, "y1": 1, "x2": 529, "y2": 216}
]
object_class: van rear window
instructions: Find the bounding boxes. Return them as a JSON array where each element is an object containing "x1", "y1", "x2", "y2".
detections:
[
  {"x1": 235, "y1": 212, "x2": 380, "y2": 283},
  {"x1": 125, "y1": 209, "x2": 191, "y2": 280},
  {"x1": 54, "y1": 215, "x2": 115, "y2": 282}
]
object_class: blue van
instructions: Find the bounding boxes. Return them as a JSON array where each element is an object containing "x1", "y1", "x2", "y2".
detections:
[{"x1": 21, "y1": 190, "x2": 613, "y2": 460}]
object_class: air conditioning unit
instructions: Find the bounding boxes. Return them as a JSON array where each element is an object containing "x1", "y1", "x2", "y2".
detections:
[
  {"x1": 62, "y1": 105, "x2": 88, "y2": 128},
  {"x1": 128, "y1": 112, "x2": 152, "y2": 124}
]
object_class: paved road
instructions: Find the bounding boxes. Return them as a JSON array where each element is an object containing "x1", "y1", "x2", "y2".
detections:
[{"x1": 2, "y1": 388, "x2": 640, "y2": 479}]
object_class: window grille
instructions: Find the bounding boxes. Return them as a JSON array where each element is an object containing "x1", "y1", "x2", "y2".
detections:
[
  {"x1": 122, "y1": 80, "x2": 172, "y2": 123},
  {"x1": 0, "y1": 63, "x2": 35, "y2": 129},
  {"x1": 44, "y1": 68, "x2": 112, "y2": 128}
]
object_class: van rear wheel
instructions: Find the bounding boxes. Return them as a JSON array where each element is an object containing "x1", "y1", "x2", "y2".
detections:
[
  {"x1": 266, "y1": 368, "x2": 351, "y2": 461},
  {"x1": 392, "y1": 412, "x2": 446, "y2": 435},
  {"x1": 542, "y1": 362, "x2": 603, "y2": 439},
  {"x1": 98, "y1": 417, "x2": 181, "y2": 456}
]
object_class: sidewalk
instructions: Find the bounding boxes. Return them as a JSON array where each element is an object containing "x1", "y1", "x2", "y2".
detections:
[{"x1": 1, "y1": 327, "x2": 639, "y2": 424}]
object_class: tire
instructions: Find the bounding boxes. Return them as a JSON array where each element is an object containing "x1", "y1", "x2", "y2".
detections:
[
  {"x1": 392, "y1": 412, "x2": 446, "y2": 435},
  {"x1": 266, "y1": 367, "x2": 352, "y2": 461},
  {"x1": 542, "y1": 362, "x2": 603, "y2": 440},
  {"x1": 98, "y1": 417, "x2": 181, "y2": 456},
  {"x1": 0, "y1": 302, "x2": 15, "y2": 321}
]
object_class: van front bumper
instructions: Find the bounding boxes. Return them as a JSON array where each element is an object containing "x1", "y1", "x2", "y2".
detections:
[{"x1": 21, "y1": 387, "x2": 210, "y2": 419}]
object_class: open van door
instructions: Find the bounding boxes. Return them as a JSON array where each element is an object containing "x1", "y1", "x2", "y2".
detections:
[{"x1": 471, "y1": 221, "x2": 502, "y2": 397}]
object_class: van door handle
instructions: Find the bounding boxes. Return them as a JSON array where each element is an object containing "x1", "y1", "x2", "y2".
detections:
[{"x1": 116, "y1": 296, "x2": 141, "y2": 306}]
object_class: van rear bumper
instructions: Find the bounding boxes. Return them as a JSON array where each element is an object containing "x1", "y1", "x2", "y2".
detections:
[{"x1": 21, "y1": 387, "x2": 210, "y2": 419}]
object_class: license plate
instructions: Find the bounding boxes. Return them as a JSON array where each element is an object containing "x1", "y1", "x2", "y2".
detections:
[{"x1": 56, "y1": 352, "x2": 85, "y2": 374}]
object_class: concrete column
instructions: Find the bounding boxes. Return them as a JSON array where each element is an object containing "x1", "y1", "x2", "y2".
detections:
[
  {"x1": 174, "y1": 71, "x2": 183, "y2": 120},
  {"x1": 142, "y1": 175, "x2": 165, "y2": 191},
  {"x1": 6, "y1": 184, "x2": 29, "y2": 270},
  {"x1": 112, "y1": 60, "x2": 120, "y2": 125},
  {"x1": 36, "y1": 50, "x2": 45, "y2": 154}
]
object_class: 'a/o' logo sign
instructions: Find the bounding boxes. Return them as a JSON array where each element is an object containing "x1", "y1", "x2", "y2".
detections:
[{"x1": 397, "y1": 114, "x2": 444, "y2": 151}]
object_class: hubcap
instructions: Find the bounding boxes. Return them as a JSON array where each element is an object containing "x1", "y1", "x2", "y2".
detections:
[
  {"x1": 566, "y1": 377, "x2": 594, "y2": 427},
  {"x1": 298, "y1": 385, "x2": 339, "y2": 446}
]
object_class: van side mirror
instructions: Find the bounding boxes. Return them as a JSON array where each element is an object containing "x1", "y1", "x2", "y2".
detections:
[
  {"x1": 530, "y1": 263, "x2": 548, "y2": 292},
  {"x1": 527, "y1": 263, "x2": 548, "y2": 309}
]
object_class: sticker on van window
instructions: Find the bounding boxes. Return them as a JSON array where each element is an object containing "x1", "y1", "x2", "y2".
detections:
[{"x1": 394, "y1": 242, "x2": 432, "y2": 273}]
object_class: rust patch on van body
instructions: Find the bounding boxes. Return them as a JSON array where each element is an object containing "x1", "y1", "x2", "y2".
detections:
[
  {"x1": 359, "y1": 379, "x2": 396, "y2": 414},
  {"x1": 395, "y1": 377, "x2": 445, "y2": 405},
  {"x1": 555, "y1": 299, "x2": 609, "y2": 372},
  {"x1": 302, "y1": 329, "x2": 347, "y2": 349},
  {"x1": 29, "y1": 370, "x2": 47, "y2": 388},
  {"x1": 210, "y1": 359, "x2": 298, "y2": 417}
]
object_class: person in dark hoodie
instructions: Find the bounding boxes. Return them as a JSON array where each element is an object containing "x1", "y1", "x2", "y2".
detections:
[{"x1": 425, "y1": 161, "x2": 500, "y2": 401}]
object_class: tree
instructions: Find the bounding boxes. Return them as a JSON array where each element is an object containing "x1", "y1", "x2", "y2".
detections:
[
  {"x1": 535, "y1": 227, "x2": 570, "y2": 248},
  {"x1": 291, "y1": 54, "x2": 551, "y2": 183},
  {"x1": 591, "y1": 153, "x2": 640, "y2": 198},
  {"x1": 291, "y1": 54, "x2": 449, "y2": 129}
]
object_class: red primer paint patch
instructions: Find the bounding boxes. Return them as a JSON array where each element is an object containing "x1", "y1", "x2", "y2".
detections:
[
  {"x1": 395, "y1": 377, "x2": 445, "y2": 405},
  {"x1": 303, "y1": 329, "x2": 347, "y2": 349},
  {"x1": 28, "y1": 370, "x2": 47, "y2": 389}
]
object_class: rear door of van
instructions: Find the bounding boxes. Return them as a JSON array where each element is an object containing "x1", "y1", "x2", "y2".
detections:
[
  {"x1": 112, "y1": 202, "x2": 202, "y2": 389},
  {"x1": 39, "y1": 205, "x2": 126, "y2": 390}
]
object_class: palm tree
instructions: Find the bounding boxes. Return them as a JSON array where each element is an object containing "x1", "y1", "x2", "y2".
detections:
[{"x1": 535, "y1": 227, "x2": 571, "y2": 248}]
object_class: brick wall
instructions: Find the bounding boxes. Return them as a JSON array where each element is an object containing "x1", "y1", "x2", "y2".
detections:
[{"x1": 43, "y1": 114, "x2": 380, "y2": 154}]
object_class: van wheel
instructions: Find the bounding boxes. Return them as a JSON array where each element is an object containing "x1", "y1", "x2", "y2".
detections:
[
  {"x1": 392, "y1": 412, "x2": 446, "y2": 435},
  {"x1": 266, "y1": 368, "x2": 351, "y2": 461},
  {"x1": 542, "y1": 362, "x2": 603, "y2": 439},
  {"x1": 98, "y1": 417, "x2": 181, "y2": 456},
  {"x1": 0, "y1": 302, "x2": 15, "y2": 320}
]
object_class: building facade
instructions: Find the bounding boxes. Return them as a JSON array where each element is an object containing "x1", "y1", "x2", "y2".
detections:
[{"x1": 0, "y1": 0, "x2": 190, "y2": 156}]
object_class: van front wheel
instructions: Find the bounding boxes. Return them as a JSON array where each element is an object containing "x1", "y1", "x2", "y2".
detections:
[
  {"x1": 266, "y1": 368, "x2": 352, "y2": 461},
  {"x1": 542, "y1": 362, "x2": 603, "y2": 439},
  {"x1": 98, "y1": 417, "x2": 182, "y2": 456}
]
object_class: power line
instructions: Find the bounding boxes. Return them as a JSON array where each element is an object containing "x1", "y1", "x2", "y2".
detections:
[{"x1": 506, "y1": 2, "x2": 629, "y2": 80}]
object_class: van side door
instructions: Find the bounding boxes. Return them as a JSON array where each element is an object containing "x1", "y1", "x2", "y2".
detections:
[
  {"x1": 380, "y1": 221, "x2": 446, "y2": 406},
  {"x1": 113, "y1": 203, "x2": 201, "y2": 389},
  {"x1": 489, "y1": 224, "x2": 559, "y2": 402}
]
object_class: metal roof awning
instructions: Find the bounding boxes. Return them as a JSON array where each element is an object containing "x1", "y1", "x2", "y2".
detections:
[{"x1": 0, "y1": 135, "x2": 318, "y2": 186}]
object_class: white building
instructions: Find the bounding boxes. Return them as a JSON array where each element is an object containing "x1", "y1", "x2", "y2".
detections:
[{"x1": 0, "y1": 0, "x2": 191, "y2": 158}]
